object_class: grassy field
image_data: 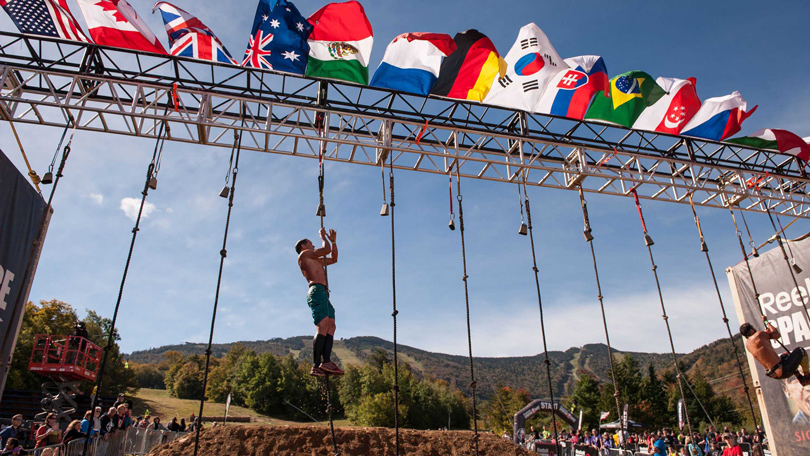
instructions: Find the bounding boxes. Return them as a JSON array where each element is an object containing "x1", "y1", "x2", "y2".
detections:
[{"x1": 131, "y1": 388, "x2": 349, "y2": 427}]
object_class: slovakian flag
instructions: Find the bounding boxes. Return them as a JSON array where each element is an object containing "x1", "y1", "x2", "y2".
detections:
[
  {"x1": 1, "y1": 0, "x2": 91, "y2": 43},
  {"x1": 483, "y1": 23, "x2": 566, "y2": 112},
  {"x1": 431, "y1": 29, "x2": 506, "y2": 102},
  {"x1": 727, "y1": 129, "x2": 810, "y2": 162},
  {"x1": 76, "y1": 0, "x2": 166, "y2": 54},
  {"x1": 632, "y1": 77, "x2": 701, "y2": 135},
  {"x1": 584, "y1": 70, "x2": 665, "y2": 128},
  {"x1": 681, "y1": 92, "x2": 757, "y2": 141},
  {"x1": 153, "y1": 2, "x2": 236, "y2": 64},
  {"x1": 370, "y1": 33, "x2": 456, "y2": 96},
  {"x1": 243, "y1": 0, "x2": 312, "y2": 74},
  {"x1": 306, "y1": 1, "x2": 373, "y2": 84},
  {"x1": 536, "y1": 55, "x2": 608, "y2": 120}
]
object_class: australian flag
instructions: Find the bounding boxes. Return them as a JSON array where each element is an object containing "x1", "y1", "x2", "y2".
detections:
[
  {"x1": 243, "y1": 0, "x2": 312, "y2": 74},
  {"x1": 154, "y1": 2, "x2": 236, "y2": 64},
  {"x1": 0, "y1": 0, "x2": 90, "y2": 42}
]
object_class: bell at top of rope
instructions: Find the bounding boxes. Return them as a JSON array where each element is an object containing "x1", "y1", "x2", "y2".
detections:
[
  {"x1": 40, "y1": 171, "x2": 54, "y2": 185},
  {"x1": 380, "y1": 203, "x2": 389, "y2": 216},
  {"x1": 219, "y1": 186, "x2": 230, "y2": 199},
  {"x1": 316, "y1": 203, "x2": 326, "y2": 217},
  {"x1": 518, "y1": 222, "x2": 527, "y2": 236},
  {"x1": 148, "y1": 176, "x2": 158, "y2": 190},
  {"x1": 583, "y1": 228, "x2": 594, "y2": 242},
  {"x1": 448, "y1": 214, "x2": 455, "y2": 231}
]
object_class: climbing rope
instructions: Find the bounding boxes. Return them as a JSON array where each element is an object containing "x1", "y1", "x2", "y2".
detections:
[
  {"x1": 315, "y1": 82, "x2": 340, "y2": 456},
  {"x1": 453, "y1": 165, "x2": 480, "y2": 455},
  {"x1": 85, "y1": 118, "x2": 168, "y2": 456},
  {"x1": 193, "y1": 127, "x2": 242, "y2": 456},
  {"x1": 521, "y1": 182, "x2": 559, "y2": 449},
  {"x1": 629, "y1": 188, "x2": 694, "y2": 438},
  {"x1": 0, "y1": 119, "x2": 76, "y2": 362},
  {"x1": 388, "y1": 154, "x2": 401, "y2": 455},
  {"x1": 728, "y1": 207, "x2": 790, "y2": 352},
  {"x1": 576, "y1": 187, "x2": 624, "y2": 448},
  {"x1": 687, "y1": 195, "x2": 759, "y2": 428}
]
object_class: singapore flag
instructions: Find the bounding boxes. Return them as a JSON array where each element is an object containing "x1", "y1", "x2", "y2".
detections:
[
  {"x1": 632, "y1": 77, "x2": 700, "y2": 135},
  {"x1": 76, "y1": 0, "x2": 166, "y2": 54}
]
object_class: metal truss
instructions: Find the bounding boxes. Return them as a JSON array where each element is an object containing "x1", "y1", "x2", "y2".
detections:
[{"x1": 1, "y1": 31, "x2": 809, "y2": 218}]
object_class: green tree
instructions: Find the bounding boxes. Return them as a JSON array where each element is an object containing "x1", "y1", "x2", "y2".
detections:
[
  {"x1": 131, "y1": 363, "x2": 164, "y2": 389},
  {"x1": 480, "y1": 386, "x2": 531, "y2": 436},
  {"x1": 206, "y1": 343, "x2": 250, "y2": 402},
  {"x1": 172, "y1": 355, "x2": 209, "y2": 400},
  {"x1": 569, "y1": 373, "x2": 601, "y2": 431}
]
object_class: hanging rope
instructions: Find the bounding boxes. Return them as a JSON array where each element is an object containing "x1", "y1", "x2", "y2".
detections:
[
  {"x1": 629, "y1": 188, "x2": 694, "y2": 438},
  {"x1": 764, "y1": 208, "x2": 810, "y2": 319},
  {"x1": 388, "y1": 154, "x2": 401, "y2": 455},
  {"x1": 7, "y1": 121, "x2": 42, "y2": 192},
  {"x1": 0, "y1": 119, "x2": 77, "y2": 364},
  {"x1": 576, "y1": 187, "x2": 624, "y2": 448},
  {"x1": 193, "y1": 127, "x2": 242, "y2": 456},
  {"x1": 454, "y1": 166, "x2": 480, "y2": 456},
  {"x1": 522, "y1": 183, "x2": 560, "y2": 450},
  {"x1": 728, "y1": 207, "x2": 790, "y2": 352},
  {"x1": 315, "y1": 82, "x2": 340, "y2": 456},
  {"x1": 85, "y1": 118, "x2": 168, "y2": 456},
  {"x1": 687, "y1": 195, "x2": 759, "y2": 427}
]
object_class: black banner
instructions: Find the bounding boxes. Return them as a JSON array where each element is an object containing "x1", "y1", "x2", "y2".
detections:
[
  {"x1": 0, "y1": 149, "x2": 49, "y2": 393},
  {"x1": 728, "y1": 235, "x2": 810, "y2": 455}
]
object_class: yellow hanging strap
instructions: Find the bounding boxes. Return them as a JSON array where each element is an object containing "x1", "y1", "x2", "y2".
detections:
[{"x1": 9, "y1": 122, "x2": 42, "y2": 192}]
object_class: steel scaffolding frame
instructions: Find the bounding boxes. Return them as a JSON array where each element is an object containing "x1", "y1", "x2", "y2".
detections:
[{"x1": 1, "y1": 31, "x2": 808, "y2": 218}]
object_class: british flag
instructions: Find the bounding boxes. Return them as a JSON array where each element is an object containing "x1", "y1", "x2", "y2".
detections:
[
  {"x1": 243, "y1": 30, "x2": 274, "y2": 69},
  {"x1": 153, "y1": 2, "x2": 236, "y2": 64},
  {"x1": 0, "y1": 0, "x2": 91, "y2": 42}
]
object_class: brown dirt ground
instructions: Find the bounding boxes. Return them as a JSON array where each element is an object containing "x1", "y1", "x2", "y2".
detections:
[{"x1": 149, "y1": 425, "x2": 535, "y2": 456}]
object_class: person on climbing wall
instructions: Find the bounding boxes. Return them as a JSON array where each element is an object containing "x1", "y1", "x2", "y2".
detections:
[
  {"x1": 296, "y1": 227, "x2": 344, "y2": 377},
  {"x1": 741, "y1": 315, "x2": 810, "y2": 385}
]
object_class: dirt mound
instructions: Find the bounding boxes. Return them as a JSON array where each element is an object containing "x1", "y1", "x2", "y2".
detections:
[{"x1": 149, "y1": 425, "x2": 535, "y2": 456}]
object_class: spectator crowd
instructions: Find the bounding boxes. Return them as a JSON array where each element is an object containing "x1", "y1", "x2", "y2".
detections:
[
  {"x1": 513, "y1": 424, "x2": 768, "y2": 456},
  {"x1": 0, "y1": 392, "x2": 200, "y2": 454}
]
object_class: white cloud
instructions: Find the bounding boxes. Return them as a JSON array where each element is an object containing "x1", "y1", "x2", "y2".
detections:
[
  {"x1": 88, "y1": 193, "x2": 103, "y2": 205},
  {"x1": 120, "y1": 197, "x2": 155, "y2": 222},
  {"x1": 397, "y1": 285, "x2": 733, "y2": 358},
  {"x1": 166, "y1": 207, "x2": 173, "y2": 213}
]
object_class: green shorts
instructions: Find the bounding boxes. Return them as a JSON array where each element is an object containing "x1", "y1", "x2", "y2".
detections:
[{"x1": 307, "y1": 284, "x2": 335, "y2": 325}]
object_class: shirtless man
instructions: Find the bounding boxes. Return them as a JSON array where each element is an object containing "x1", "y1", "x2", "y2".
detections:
[
  {"x1": 296, "y1": 228, "x2": 344, "y2": 377},
  {"x1": 741, "y1": 315, "x2": 810, "y2": 385}
]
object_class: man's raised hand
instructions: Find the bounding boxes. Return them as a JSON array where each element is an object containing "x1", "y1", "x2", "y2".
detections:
[{"x1": 328, "y1": 229, "x2": 337, "y2": 242}]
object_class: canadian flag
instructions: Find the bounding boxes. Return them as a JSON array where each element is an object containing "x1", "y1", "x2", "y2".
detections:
[
  {"x1": 76, "y1": 0, "x2": 166, "y2": 54},
  {"x1": 632, "y1": 77, "x2": 701, "y2": 135}
]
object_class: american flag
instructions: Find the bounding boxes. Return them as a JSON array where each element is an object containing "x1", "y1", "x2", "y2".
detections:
[
  {"x1": 242, "y1": 30, "x2": 274, "y2": 69},
  {"x1": 0, "y1": 0, "x2": 91, "y2": 42}
]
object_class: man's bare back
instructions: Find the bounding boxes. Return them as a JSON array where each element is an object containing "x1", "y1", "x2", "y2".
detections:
[
  {"x1": 297, "y1": 228, "x2": 338, "y2": 287},
  {"x1": 744, "y1": 322, "x2": 781, "y2": 370}
]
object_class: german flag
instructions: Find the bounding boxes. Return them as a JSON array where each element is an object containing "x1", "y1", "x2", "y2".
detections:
[{"x1": 431, "y1": 29, "x2": 505, "y2": 102}]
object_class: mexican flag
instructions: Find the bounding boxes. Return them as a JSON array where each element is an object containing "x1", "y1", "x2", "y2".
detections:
[
  {"x1": 584, "y1": 70, "x2": 665, "y2": 128},
  {"x1": 727, "y1": 128, "x2": 810, "y2": 162},
  {"x1": 306, "y1": 1, "x2": 373, "y2": 85}
]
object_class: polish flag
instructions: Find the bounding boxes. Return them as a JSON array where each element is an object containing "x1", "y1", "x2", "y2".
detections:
[
  {"x1": 76, "y1": 0, "x2": 166, "y2": 54},
  {"x1": 632, "y1": 77, "x2": 700, "y2": 135}
]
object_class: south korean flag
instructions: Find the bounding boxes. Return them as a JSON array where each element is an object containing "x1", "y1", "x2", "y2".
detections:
[{"x1": 483, "y1": 23, "x2": 566, "y2": 112}]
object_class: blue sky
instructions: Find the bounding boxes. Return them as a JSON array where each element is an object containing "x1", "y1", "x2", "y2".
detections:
[{"x1": 1, "y1": 1, "x2": 809, "y2": 357}]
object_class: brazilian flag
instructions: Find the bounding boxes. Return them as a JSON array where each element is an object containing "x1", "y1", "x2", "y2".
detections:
[{"x1": 584, "y1": 70, "x2": 665, "y2": 128}]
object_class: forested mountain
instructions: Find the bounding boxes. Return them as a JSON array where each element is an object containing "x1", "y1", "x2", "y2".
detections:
[{"x1": 128, "y1": 334, "x2": 749, "y2": 401}]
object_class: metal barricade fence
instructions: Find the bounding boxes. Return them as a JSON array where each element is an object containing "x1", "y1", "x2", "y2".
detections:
[
  {"x1": 26, "y1": 443, "x2": 64, "y2": 456},
  {"x1": 121, "y1": 427, "x2": 185, "y2": 456}
]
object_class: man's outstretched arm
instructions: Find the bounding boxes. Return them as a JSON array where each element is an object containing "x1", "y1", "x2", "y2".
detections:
[
  {"x1": 324, "y1": 229, "x2": 338, "y2": 265},
  {"x1": 312, "y1": 227, "x2": 332, "y2": 257}
]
